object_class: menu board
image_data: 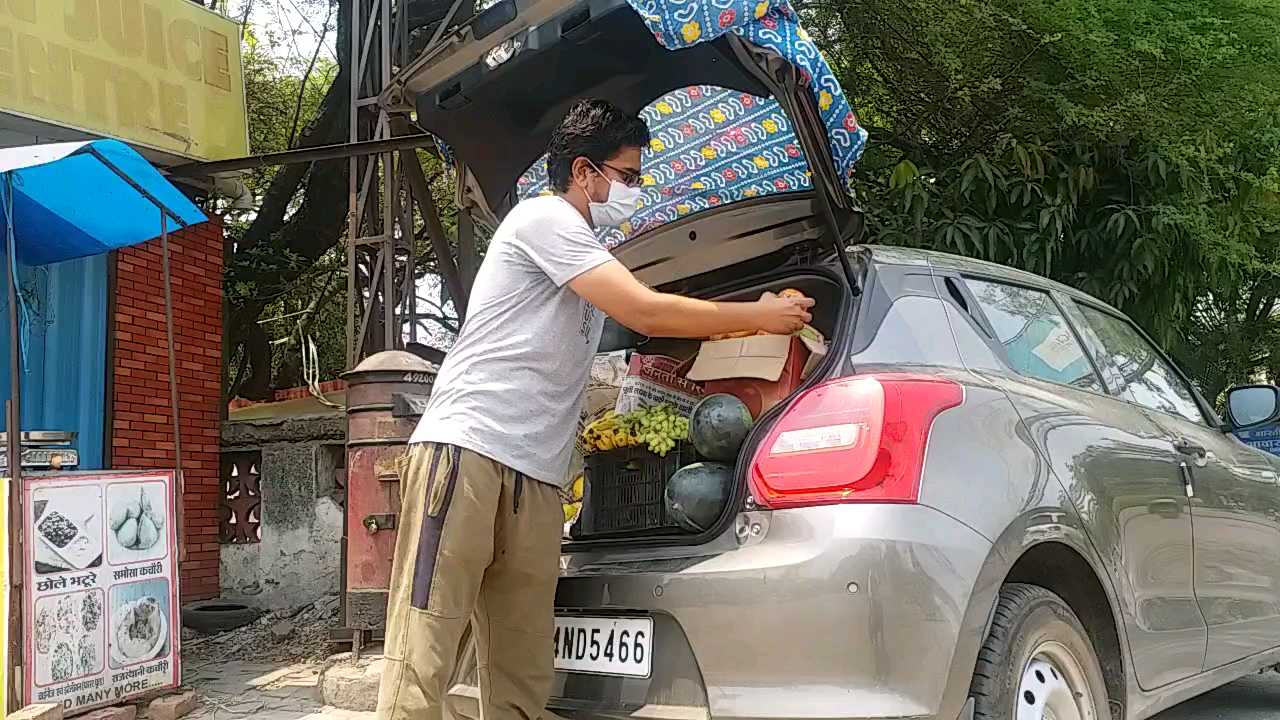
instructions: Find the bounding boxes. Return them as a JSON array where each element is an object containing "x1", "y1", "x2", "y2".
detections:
[{"x1": 22, "y1": 471, "x2": 180, "y2": 713}]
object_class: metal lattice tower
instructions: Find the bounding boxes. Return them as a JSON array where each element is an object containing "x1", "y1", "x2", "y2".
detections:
[
  {"x1": 347, "y1": 0, "x2": 411, "y2": 366},
  {"x1": 346, "y1": 0, "x2": 482, "y2": 367}
]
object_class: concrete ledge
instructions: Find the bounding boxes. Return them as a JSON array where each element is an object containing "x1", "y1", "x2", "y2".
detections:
[{"x1": 222, "y1": 414, "x2": 346, "y2": 447}]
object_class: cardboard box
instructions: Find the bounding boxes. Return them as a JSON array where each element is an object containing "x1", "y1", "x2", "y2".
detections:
[
  {"x1": 689, "y1": 336, "x2": 807, "y2": 418},
  {"x1": 685, "y1": 330, "x2": 830, "y2": 417},
  {"x1": 687, "y1": 334, "x2": 795, "y2": 382},
  {"x1": 688, "y1": 329, "x2": 828, "y2": 383}
]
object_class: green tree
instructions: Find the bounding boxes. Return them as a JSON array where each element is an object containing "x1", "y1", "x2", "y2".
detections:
[
  {"x1": 216, "y1": 0, "x2": 473, "y2": 400},
  {"x1": 810, "y1": 0, "x2": 1280, "y2": 390}
]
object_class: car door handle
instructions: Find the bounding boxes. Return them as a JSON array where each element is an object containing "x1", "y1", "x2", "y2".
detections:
[
  {"x1": 1174, "y1": 439, "x2": 1206, "y2": 457},
  {"x1": 1148, "y1": 499, "x2": 1183, "y2": 518}
]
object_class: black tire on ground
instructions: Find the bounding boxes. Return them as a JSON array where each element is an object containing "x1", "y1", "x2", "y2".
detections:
[
  {"x1": 181, "y1": 600, "x2": 261, "y2": 634},
  {"x1": 970, "y1": 583, "x2": 1111, "y2": 720}
]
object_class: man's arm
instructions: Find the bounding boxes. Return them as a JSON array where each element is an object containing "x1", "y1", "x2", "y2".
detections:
[{"x1": 569, "y1": 260, "x2": 813, "y2": 339}]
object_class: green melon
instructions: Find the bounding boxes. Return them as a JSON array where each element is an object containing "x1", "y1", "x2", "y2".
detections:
[
  {"x1": 689, "y1": 393, "x2": 753, "y2": 462},
  {"x1": 665, "y1": 462, "x2": 734, "y2": 532}
]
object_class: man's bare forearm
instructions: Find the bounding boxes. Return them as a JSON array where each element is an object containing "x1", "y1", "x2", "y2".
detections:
[
  {"x1": 627, "y1": 292, "x2": 764, "y2": 338},
  {"x1": 569, "y1": 260, "x2": 812, "y2": 338}
]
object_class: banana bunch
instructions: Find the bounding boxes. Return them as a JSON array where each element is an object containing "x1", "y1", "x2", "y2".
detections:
[
  {"x1": 581, "y1": 405, "x2": 690, "y2": 457},
  {"x1": 581, "y1": 411, "x2": 641, "y2": 453},
  {"x1": 563, "y1": 475, "x2": 585, "y2": 524}
]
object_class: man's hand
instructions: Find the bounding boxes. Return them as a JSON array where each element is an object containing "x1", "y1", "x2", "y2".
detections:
[
  {"x1": 569, "y1": 260, "x2": 816, "y2": 339},
  {"x1": 754, "y1": 291, "x2": 815, "y2": 335}
]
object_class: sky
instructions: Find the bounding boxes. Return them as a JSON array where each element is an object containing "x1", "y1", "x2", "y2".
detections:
[{"x1": 227, "y1": 0, "x2": 337, "y2": 65}]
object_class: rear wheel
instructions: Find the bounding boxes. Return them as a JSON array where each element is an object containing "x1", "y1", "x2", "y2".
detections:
[{"x1": 971, "y1": 583, "x2": 1110, "y2": 720}]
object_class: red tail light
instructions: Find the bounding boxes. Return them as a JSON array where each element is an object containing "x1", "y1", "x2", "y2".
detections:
[{"x1": 748, "y1": 374, "x2": 963, "y2": 508}]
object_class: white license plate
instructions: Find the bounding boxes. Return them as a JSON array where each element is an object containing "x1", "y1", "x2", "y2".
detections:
[{"x1": 553, "y1": 616, "x2": 652, "y2": 678}]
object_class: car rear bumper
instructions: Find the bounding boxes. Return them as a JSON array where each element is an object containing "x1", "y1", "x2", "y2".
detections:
[{"x1": 546, "y1": 504, "x2": 993, "y2": 720}]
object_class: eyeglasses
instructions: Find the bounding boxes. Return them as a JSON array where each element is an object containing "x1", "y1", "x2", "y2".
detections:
[{"x1": 599, "y1": 161, "x2": 643, "y2": 188}]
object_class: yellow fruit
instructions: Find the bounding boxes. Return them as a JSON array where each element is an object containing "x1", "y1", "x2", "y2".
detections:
[
  {"x1": 573, "y1": 476, "x2": 584, "y2": 500},
  {"x1": 563, "y1": 503, "x2": 581, "y2": 524}
]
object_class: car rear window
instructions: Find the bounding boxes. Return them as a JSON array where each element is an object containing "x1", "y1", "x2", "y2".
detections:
[{"x1": 516, "y1": 85, "x2": 812, "y2": 247}]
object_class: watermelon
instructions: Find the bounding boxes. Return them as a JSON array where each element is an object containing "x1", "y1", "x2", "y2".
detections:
[
  {"x1": 690, "y1": 393, "x2": 753, "y2": 462},
  {"x1": 665, "y1": 462, "x2": 733, "y2": 532}
]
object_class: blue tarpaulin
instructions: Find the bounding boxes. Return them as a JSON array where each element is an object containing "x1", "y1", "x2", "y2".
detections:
[
  {"x1": 0, "y1": 139, "x2": 206, "y2": 266},
  {"x1": 0, "y1": 256, "x2": 108, "y2": 467},
  {"x1": 0, "y1": 139, "x2": 203, "y2": 471}
]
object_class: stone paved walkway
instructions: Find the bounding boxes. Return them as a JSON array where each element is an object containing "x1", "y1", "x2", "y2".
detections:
[
  {"x1": 183, "y1": 659, "x2": 375, "y2": 720},
  {"x1": 177, "y1": 654, "x2": 1280, "y2": 720}
]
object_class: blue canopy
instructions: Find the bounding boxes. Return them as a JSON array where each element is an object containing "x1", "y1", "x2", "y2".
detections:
[{"x1": 0, "y1": 139, "x2": 207, "y2": 266}]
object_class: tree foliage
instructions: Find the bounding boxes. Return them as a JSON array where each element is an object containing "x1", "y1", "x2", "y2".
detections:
[
  {"x1": 222, "y1": 20, "x2": 345, "y2": 396},
  {"x1": 217, "y1": 0, "x2": 475, "y2": 401},
  {"x1": 810, "y1": 0, "x2": 1280, "y2": 396},
  {"x1": 218, "y1": 0, "x2": 1280, "y2": 403}
]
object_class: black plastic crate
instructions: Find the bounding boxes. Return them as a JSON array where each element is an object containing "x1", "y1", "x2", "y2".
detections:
[{"x1": 573, "y1": 443, "x2": 695, "y2": 538}]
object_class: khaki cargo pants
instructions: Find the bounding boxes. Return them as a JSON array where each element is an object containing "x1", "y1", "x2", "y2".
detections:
[{"x1": 377, "y1": 442, "x2": 564, "y2": 720}]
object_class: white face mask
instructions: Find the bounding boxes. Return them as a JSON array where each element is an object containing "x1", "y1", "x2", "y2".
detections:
[{"x1": 582, "y1": 161, "x2": 642, "y2": 228}]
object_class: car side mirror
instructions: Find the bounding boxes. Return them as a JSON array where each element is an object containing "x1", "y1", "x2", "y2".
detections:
[{"x1": 1226, "y1": 385, "x2": 1280, "y2": 430}]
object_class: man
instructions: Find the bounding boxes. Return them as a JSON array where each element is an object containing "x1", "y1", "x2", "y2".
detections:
[{"x1": 376, "y1": 98, "x2": 814, "y2": 720}]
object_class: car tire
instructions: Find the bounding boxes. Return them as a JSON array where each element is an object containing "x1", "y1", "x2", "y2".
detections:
[
  {"x1": 181, "y1": 600, "x2": 261, "y2": 634},
  {"x1": 970, "y1": 583, "x2": 1110, "y2": 720}
]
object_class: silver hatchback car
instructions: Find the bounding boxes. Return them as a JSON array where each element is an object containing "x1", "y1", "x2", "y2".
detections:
[
  {"x1": 398, "y1": 1, "x2": 1280, "y2": 718},
  {"x1": 542, "y1": 243, "x2": 1280, "y2": 720}
]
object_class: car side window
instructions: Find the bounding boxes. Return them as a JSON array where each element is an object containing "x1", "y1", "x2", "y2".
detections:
[
  {"x1": 1075, "y1": 305, "x2": 1206, "y2": 424},
  {"x1": 964, "y1": 278, "x2": 1103, "y2": 392}
]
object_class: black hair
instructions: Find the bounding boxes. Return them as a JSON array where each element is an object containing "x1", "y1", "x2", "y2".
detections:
[{"x1": 546, "y1": 98, "x2": 650, "y2": 192}]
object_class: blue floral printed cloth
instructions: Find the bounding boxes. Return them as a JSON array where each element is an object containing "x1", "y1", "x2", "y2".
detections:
[
  {"x1": 515, "y1": 0, "x2": 866, "y2": 246},
  {"x1": 627, "y1": 0, "x2": 867, "y2": 186},
  {"x1": 517, "y1": 86, "x2": 813, "y2": 247}
]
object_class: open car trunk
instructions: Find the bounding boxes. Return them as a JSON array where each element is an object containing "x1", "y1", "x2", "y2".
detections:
[
  {"x1": 397, "y1": 0, "x2": 866, "y2": 546},
  {"x1": 402, "y1": 0, "x2": 855, "y2": 223},
  {"x1": 566, "y1": 200, "x2": 857, "y2": 547}
]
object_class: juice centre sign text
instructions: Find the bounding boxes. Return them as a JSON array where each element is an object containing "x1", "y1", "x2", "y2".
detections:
[{"x1": 0, "y1": 0, "x2": 248, "y2": 161}]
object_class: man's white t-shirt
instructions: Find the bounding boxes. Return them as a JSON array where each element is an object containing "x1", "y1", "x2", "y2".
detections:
[{"x1": 409, "y1": 195, "x2": 614, "y2": 486}]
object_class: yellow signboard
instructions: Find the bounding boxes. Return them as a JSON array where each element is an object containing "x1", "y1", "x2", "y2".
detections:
[{"x1": 0, "y1": 0, "x2": 249, "y2": 162}]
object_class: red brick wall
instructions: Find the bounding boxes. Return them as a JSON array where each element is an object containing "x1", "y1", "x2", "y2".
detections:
[{"x1": 109, "y1": 218, "x2": 224, "y2": 601}]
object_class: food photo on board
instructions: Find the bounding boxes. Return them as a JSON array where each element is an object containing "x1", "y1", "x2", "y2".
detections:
[
  {"x1": 106, "y1": 481, "x2": 169, "y2": 565},
  {"x1": 108, "y1": 579, "x2": 172, "y2": 669},
  {"x1": 32, "y1": 485, "x2": 104, "y2": 575}
]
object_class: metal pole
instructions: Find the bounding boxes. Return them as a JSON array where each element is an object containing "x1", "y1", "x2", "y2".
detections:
[
  {"x1": 4, "y1": 172, "x2": 22, "y2": 713},
  {"x1": 458, "y1": 204, "x2": 478, "y2": 290},
  {"x1": 380, "y1": 0, "x2": 397, "y2": 351},
  {"x1": 159, "y1": 212, "x2": 186, "y2": 562},
  {"x1": 165, "y1": 133, "x2": 439, "y2": 178},
  {"x1": 398, "y1": 184, "x2": 418, "y2": 344},
  {"x1": 346, "y1": 0, "x2": 363, "y2": 368}
]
